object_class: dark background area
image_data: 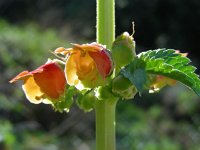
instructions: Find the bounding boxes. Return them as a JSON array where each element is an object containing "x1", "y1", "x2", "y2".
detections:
[{"x1": 0, "y1": 0, "x2": 200, "y2": 150}]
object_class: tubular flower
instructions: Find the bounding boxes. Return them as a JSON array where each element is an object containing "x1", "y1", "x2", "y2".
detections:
[
  {"x1": 9, "y1": 62, "x2": 66, "y2": 104},
  {"x1": 55, "y1": 43, "x2": 113, "y2": 89}
]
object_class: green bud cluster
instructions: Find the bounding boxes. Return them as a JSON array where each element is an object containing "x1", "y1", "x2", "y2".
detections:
[
  {"x1": 76, "y1": 91, "x2": 96, "y2": 112},
  {"x1": 112, "y1": 75, "x2": 137, "y2": 100},
  {"x1": 96, "y1": 86, "x2": 118, "y2": 102}
]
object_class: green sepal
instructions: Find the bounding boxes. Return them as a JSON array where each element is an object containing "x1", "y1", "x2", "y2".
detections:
[
  {"x1": 76, "y1": 90, "x2": 96, "y2": 112},
  {"x1": 96, "y1": 85, "x2": 118, "y2": 102},
  {"x1": 52, "y1": 86, "x2": 77, "y2": 113},
  {"x1": 112, "y1": 75, "x2": 138, "y2": 100}
]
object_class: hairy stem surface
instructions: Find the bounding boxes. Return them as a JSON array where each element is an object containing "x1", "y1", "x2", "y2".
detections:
[{"x1": 96, "y1": 0, "x2": 116, "y2": 150}]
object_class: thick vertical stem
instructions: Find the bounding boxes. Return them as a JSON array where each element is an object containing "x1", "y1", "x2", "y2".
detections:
[
  {"x1": 95, "y1": 100, "x2": 117, "y2": 150},
  {"x1": 96, "y1": 0, "x2": 115, "y2": 49},
  {"x1": 96, "y1": 0, "x2": 116, "y2": 150}
]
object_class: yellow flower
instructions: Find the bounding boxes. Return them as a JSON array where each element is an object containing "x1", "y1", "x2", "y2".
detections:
[
  {"x1": 9, "y1": 62, "x2": 66, "y2": 104},
  {"x1": 55, "y1": 43, "x2": 113, "y2": 88}
]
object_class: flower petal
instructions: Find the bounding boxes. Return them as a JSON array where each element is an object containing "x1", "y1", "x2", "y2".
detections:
[
  {"x1": 9, "y1": 71, "x2": 30, "y2": 83},
  {"x1": 65, "y1": 52, "x2": 80, "y2": 85},
  {"x1": 33, "y1": 63, "x2": 66, "y2": 99},
  {"x1": 72, "y1": 43, "x2": 102, "y2": 52},
  {"x1": 76, "y1": 53, "x2": 96, "y2": 80},
  {"x1": 88, "y1": 50, "x2": 113, "y2": 78},
  {"x1": 22, "y1": 76, "x2": 44, "y2": 104}
]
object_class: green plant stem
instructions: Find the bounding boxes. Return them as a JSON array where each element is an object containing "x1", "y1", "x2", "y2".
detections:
[
  {"x1": 97, "y1": 0, "x2": 115, "y2": 49},
  {"x1": 96, "y1": 0, "x2": 116, "y2": 150},
  {"x1": 95, "y1": 99, "x2": 117, "y2": 150}
]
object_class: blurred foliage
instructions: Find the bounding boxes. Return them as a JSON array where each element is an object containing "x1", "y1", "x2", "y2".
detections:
[
  {"x1": 1, "y1": 0, "x2": 200, "y2": 61},
  {"x1": 117, "y1": 84, "x2": 200, "y2": 150},
  {"x1": 0, "y1": 0, "x2": 200, "y2": 150}
]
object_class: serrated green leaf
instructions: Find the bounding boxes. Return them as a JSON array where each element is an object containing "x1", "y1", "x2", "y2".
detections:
[{"x1": 137, "y1": 49, "x2": 200, "y2": 96}]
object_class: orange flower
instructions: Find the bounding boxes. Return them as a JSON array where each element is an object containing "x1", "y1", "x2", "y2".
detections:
[
  {"x1": 9, "y1": 62, "x2": 66, "y2": 104},
  {"x1": 55, "y1": 43, "x2": 113, "y2": 88}
]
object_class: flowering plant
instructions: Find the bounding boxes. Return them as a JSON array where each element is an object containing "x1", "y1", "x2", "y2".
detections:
[{"x1": 10, "y1": 0, "x2": 200, "y2": 150}]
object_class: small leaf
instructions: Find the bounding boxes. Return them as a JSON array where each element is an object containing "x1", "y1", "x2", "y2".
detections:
[
  {"x1": 132, "y1": 69, "x2": 146, "y2": 92},
  {"x1": 121, "y1": 58, "x2": 146, "y2": 93}
]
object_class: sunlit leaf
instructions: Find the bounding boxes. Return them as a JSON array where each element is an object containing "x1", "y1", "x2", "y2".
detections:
[{"x1": 121, "y1": 49, "x2": 200, "y2": 96}]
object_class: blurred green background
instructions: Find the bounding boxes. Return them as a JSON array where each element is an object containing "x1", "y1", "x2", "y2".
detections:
[{"x1": 1, "y1": 0, "x2": 200, "y2": 149}]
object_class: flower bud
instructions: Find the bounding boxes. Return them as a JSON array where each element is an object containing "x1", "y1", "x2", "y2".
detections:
[
  {"x1": 112, "y1": 75, "x2": 137, "y2": 99},
  {"x1": 111, "y1": 32, "x2": 136, "y2": 69}
]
